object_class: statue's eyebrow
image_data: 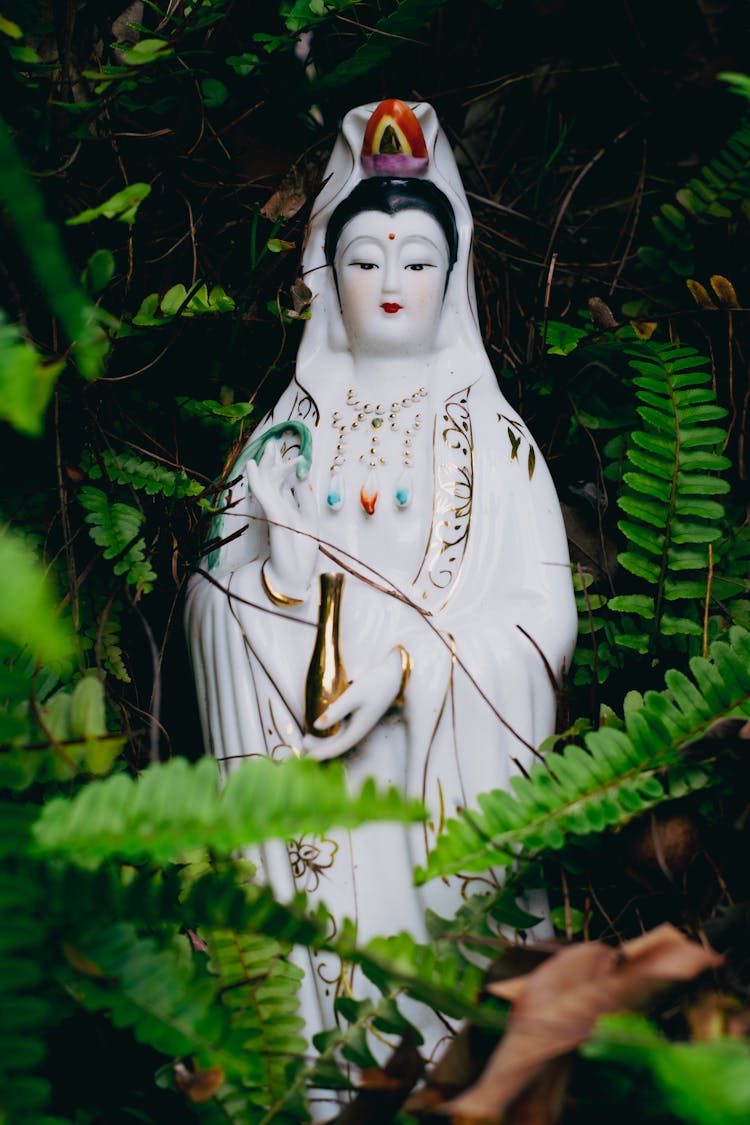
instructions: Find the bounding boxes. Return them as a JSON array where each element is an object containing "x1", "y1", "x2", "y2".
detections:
[
  {"x1": 398, "y1": 234, "x2": 446, "y2": 256},
  {"x1": 338, "y1": 234, "x2": 382, "y2": 256}
]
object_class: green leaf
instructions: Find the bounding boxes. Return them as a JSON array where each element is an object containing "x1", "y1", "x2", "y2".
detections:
[
  {"x1": 663, "y1": 577, "x2": 708, "y2": 600},
  {"x1": 67, "y1": 183, "x2": 151, "y2": 226},
  {"x1": 679, "y1": 448, "x2": 732, "y2": 471},
  {"x1": 227, "y1": 52, "x2": 260, "y2": 76},
  {"x1": 618, "y1": 550, "x2": 660, "y2": 583},
  {"x1": 60, "y1": 923, "x2": 232, "y2": 1069},
  {"x1": 631, "y1": 431, "x2": 676, "y2": 456},
  {"x1": 313, "y1": 0, "x2": 449, "y2": 89},
  {"x1": 674, "y1": 496, "x2": 725, "y2": 519},
  {"x1": 622, "y1": 471, "x2": 670, "y2": 502},
  {"x1": 668, "y1": 545, "x2": 711, "y2": 570},
  {"x1": 607, "y1": 594, "x2": 656, "y2": 618},
  {"x1": 614, "y1": 633, "x2": 651, "y2": 653},
  {"x1": 206, "y1": 930, "x2": 307, "y2": 1109},
  {"x1": 617, "y1": 520, "x2": 664, "y2": 556},
  {"x1": 418, "y1": 632, "x2": 750, "y2": 882},
  {"x1": 586, "y1": 1013, "x2": 750, "y2": 1125},
  {"x1": 177, "y1": 397, "x2": 252, "y2": 425},
  {"x1": 670, "y1": 520, "x2": 721, "y2": 544},
  {"x1": 79, "y1": 486, "x2": 156, "y2": 592},
  {"x1": 0, "y1": 532, "x2": 72, "y2": 663},
  {"x1": 677, "y1": 472, "x2": 731, "y2": 495},
  {"x1": 32, "y1": 756, "x2": 426, "y2": 868},
  {"x1": 160, "y1": 283, "x2": 188, "y2": 316},
  {"x1": 661, "y1": 614, "x2": 704, "y2": 637},
  {"x1": 120, "y1": 37, "x2": 173, "y2": 66},
  {"x1": 679, "y1": 427, "x2": 729, "y2": 450},
  {"x1": 543, "y1": 320, "x2": 590, "y2": 355},
  {"x1": 626, "y1": 447, "x2": 673, "y2": 480},
  {"x1": 0, "y1": 15, "x2": 23, "y2": 38},
  {"x1": 200, "y1": 77, "x2": 228, "y2": 107},
  {"x1": 81, "y1": 248, "x2": 115, "y2": 296},
  {"x1": 87, "y1": 449, "x2": 203, "y2": 499},
  {"x1": 619, "y1": 494, "x2": 667, "y2": 527},
  {"x1": 0, "y1": 312, "x2": 63, "y2": 436}
]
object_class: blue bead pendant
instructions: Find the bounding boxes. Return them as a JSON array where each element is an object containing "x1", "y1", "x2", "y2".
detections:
[
  {"x1": 394, "y1": 469, "x2": 412, "y2": 510},
  {"x1": 326, "y1": 471, "x2": 344, "y2": 511}
]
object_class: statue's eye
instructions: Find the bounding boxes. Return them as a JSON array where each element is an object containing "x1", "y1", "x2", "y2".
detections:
[
  {"x1": 405, "y1": 263, "x2": 433, "y2": 271},
  {"x1": 351, "y1": 262, "x2": 377, "y2": 270}
]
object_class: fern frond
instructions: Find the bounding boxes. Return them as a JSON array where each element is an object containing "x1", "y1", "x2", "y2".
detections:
[
  {"x1": 677, "y1": 115, "x2": 750, "y2": 219},
  {"x1": 608, "y1": 341, "x2": 730, "y2": 648},
  {"x1": 416, "y1": 628, "x2": 750, "y2": 884},
  {"x1": 638, "y1": 113, "x2": 750, "y2": 280},
  {"x1": 32, "y1": 755, "x2": 426, "y2": 868},
  {"x1": 60, "y1": 922, "x2": 236, "y2": 1070},
  {"x1": 89, "y1": 449, "x2": 203, "y2": 499},
  {"x1": 79, "y1": 486, "x2": 156, "y2": 592},
  {"x1": 205, "y1": 931, "x2": 308, "y2": 1119}
]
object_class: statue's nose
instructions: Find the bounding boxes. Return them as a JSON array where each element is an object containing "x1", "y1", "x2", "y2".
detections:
[{"x1": 382, "y1": 256, "x2": 400, "y2": 294}]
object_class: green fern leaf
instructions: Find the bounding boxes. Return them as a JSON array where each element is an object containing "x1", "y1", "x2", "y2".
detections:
[
  {"x1": 60, "y1": 922, "x2": 241, "y2": 1071},
  {"x1": 204, "y1": 930, "x2": 308, "y2": 1119},
  {"x1": 612, "y1": 341, "x2": 730, "y2": 645},
  {"x1": 416, "y1": 629, "x2": 750, "y2": 884},
  {"x1": 79, "y1": 486, "x2": 156, "y2": 592},
  {"x1": 638, "y1": 115, "x2": 750, "y2": 283},
  {"x1": 88, "y1": 449, "x2": 203, "y2": 499},
  {"x1": 32, "y1": 755, "x2": 425, "y2": 868}
]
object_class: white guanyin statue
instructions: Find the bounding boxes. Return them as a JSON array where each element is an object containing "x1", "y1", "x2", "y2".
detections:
[{"x1": 185, "y1": 98, "x2": 577, "y2": 1084}]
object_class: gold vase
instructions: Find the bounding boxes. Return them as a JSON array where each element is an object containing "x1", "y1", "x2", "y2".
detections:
[{"x1": 304, "y1": 572, "x2": 348, "y2": 737}]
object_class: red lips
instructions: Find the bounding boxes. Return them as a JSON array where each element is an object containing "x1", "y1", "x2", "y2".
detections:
[{"x1": 381, "y1": 303, "x2": 402, "y2": 314}]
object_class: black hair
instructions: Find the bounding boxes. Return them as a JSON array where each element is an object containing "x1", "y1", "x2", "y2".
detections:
[{"x1": 324, "y1": 177, "x2": 459, "y2": 273}]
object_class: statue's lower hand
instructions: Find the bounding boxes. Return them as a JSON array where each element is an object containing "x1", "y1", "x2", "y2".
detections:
[
  {"x1": 301, "y1": 647, "x2": 405, "y2": 761},
  {"x1": 246, "y1": 440, "x2": 318, "y2": 602}
]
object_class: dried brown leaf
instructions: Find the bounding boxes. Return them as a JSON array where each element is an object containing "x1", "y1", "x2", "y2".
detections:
[
  {"x1": 442, "y1": 925, "x2": 722, "y2": 1123},
  {"x1": 261, "y1": 161, "x2": 322, "y2": 222},
  {"x1": 587, "y1": 296, "x2": 618, "y2": 331}
]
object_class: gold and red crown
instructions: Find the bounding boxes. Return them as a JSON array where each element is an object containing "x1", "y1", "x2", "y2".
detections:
[{"x1": 361, "y1": 99, "x2": 428, "y2": 176}]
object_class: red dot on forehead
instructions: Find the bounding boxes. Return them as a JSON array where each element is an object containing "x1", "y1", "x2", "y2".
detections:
[{"x1": 388, "y1": 232, "x2": 396, "y2": 240}]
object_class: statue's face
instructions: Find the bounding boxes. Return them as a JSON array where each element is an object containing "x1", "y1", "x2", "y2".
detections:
[{"x1": 335, "y1": 209, "x2": 449, "y2": 357}]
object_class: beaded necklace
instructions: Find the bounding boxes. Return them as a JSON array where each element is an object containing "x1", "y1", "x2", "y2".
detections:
[{"x1": 327, "y1": 386, "x2": 426, "y2": 515}]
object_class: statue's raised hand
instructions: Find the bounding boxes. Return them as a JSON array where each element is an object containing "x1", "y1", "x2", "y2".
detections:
[{"x1": 245, "y1": 440, "x2": 318, "y2": 602}]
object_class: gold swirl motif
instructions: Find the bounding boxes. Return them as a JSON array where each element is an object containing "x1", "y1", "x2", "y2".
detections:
[
  {"x1": 411, "y1": 387, "x2": 474, "y2": 611},
  {"x1": 290, "y1": 380, "x2": 320, "y2": 427},
  {"x1": 288, "y1": 834, "x2": 339, "y2": 892}
]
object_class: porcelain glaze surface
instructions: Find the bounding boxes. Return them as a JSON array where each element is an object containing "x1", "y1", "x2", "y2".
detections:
[{"x1": 185, "y1": 100, "x2": 577, "y2": 1089}]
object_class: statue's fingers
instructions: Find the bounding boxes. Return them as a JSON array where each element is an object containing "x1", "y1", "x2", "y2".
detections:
[
  {"x1": 303, "y1": 713, "x2": 368, "y2": 760},
  {"x1": 302, "y1": 731, "x2": 351, "y2": 760},
  {"x1": 292, "y1": 454, "x2": 311, "y2": 482},
  {"x1": 246, "y1": 458, "x2": 264, "y2": 498},
  {"x1": 313, "y1": 688, "x2": 358, "y2": 730}
]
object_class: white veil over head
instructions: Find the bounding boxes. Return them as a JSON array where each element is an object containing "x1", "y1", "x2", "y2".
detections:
[{"x1": 295, "y1": 101, "x2": 494, "y2": 401}]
